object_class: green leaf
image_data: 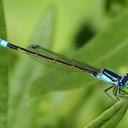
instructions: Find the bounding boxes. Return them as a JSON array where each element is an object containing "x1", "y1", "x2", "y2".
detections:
[
  {"x1": 29, "y1": 11, "x2": 128, "y2": 97},
  {"x1": 0, "y1": 0, "x2": 8, "y2": 128},
  {"x1": 84, "y1": 100, "x2": 128, "y2": 128},
  {"x1": 8, "y1": 9, "x2": 55, "y2": 128}
]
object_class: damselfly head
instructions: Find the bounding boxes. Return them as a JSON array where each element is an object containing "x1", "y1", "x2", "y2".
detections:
[
  {"x1": 118, "y1": 73, "x2": 128, "y2": 88},
  {"x1": 124, "y1": 73, "x2": 128, "y2": 87}
]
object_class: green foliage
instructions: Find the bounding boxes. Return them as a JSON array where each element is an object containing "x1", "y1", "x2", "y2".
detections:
[
  {"x1": 0, "y1": 0, "x2": 8, "y2": 128},
  {"x1": 0, "y1": 0, "x2": 128, "y2": 128},
  {"x1": 85, "y1": 101, "x2": 128, "y2": 128}
]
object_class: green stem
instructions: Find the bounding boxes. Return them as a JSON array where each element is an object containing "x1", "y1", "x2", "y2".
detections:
[{"x1": 0, "y1": 0, "x2": 8, "y2": 128}]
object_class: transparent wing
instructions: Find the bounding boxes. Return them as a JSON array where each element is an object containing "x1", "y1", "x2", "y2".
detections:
[{"x1": 28, "y1": 44, "x2": 101, "y2": 76}]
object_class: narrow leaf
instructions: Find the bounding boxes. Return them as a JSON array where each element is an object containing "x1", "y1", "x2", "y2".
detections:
[
  {"x1": 0, "y1": 0, "x2": 8, "y2": 128},
  {"x1": 84, "y1": 100, "x2": 128, "y2": 128}
]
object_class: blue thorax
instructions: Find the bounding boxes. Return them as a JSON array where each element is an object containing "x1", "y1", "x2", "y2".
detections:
[{"x1": 98, "y1": 69, "x2": 128, "y2": 88}]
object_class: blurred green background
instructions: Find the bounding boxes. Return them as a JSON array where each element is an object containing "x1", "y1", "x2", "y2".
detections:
[{"x1": 0, "y1": 0, "x2": 128, "y2": 128}]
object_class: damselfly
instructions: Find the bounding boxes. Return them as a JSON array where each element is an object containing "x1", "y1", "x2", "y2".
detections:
[{"x1": 0, "y1": 39, "x2": 128, "y2": 100}]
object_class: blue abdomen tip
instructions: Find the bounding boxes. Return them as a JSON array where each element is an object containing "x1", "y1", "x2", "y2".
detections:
[{"x1": 0, "y1": 39, "x2": 8, "y2": 47}]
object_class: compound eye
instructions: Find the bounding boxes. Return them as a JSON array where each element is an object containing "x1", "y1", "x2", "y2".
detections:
[
  {"x1": 118, "y1": 80, "x2": 124, "y2": 87},
  {"x1": 124, "y1": 73, "x2": 128, "y2": 77}
]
